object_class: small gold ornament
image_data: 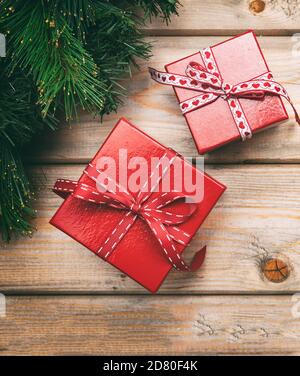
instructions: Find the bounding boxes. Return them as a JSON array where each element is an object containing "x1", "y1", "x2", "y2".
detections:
[{"x1": 49, "y1": 20, "x2": 55, "y2": 28}]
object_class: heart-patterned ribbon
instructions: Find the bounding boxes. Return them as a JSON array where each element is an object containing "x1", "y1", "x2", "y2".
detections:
[
  {"x1": 53, "y1": 151, "x2": 206, "y2": 272},
  {"x1": 149, "y1": 47, "x2": 300, "y2": 141}
]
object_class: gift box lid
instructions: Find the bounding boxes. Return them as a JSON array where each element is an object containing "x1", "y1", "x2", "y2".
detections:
[
  {"x1": 165, "y1": 31, "x2": 289, "y2": 154},
  {"x1": 50, "y1": 118, "x2": 226, "y2": 292}
]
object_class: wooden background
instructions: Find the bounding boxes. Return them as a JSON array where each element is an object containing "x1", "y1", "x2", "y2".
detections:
[{"x1": 1, "y1": 0, "x2": 300, "y2": 355}]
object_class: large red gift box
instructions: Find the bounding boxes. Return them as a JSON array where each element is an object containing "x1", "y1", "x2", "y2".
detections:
[
  {"x1": 50, "y1": 118, "x2": 226, "y2": 293},
  {"x1": 154, "y1": 31, "x2": 290, "y2": 154}
]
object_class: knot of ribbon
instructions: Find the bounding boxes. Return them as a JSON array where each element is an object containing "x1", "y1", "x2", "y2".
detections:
[
  {"x1": 149, "y1": 47, "x2": 300, "y2": 141},
  {"x1": 53, "y1": 151, "x2": 206, "y2": 272}
]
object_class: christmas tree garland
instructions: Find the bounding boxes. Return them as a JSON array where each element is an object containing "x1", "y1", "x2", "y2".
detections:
[{"x1": 0, "y1": 0, "x2": 179, "y2": 241}]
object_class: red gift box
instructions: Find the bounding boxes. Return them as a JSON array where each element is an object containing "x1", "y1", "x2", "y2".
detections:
[
  {"x1": 50, "y1": 118, "x2": 226, "y2": 293},
  {"x1": 149, "y1": 31, "x2": 299, "y2": 154}
]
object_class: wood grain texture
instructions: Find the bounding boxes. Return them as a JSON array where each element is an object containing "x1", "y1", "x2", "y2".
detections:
[
  {"x1": 2, "y1": 2, "x2": 300, "y2": 356},
  {"x1": 143, "y1": 0, "x2": 300, "y2": 36},
  {"x1": 27, "y1": 36, "x2": 300, "y2": 164},
  {"x1": 1, "y1": 164, "x2": 299, "y2": 294},
  {"x1": 1, "y1": 295, "x2": 300, "y2": 355}
]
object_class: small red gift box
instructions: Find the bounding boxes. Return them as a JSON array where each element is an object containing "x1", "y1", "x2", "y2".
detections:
[
  {"x1": 150, "y1": 31, "x2": 299, "y2": 154},
  {"x1": 50, "y1": 118, "x2": 226, "y2": 292}
]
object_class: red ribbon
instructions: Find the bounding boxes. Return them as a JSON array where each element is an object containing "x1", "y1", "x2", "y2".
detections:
[
  {"x1": 149, "y1": 49, "x2": 300, "y2": 141},
  {"x1": 53, "y1": 151, "x2": 206, "y2": 272}
]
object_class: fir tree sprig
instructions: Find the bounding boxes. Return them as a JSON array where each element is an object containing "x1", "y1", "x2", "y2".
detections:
[
  {"x1": 87, "y1": 2, "x2": 153, "y2": 115},
  {"x1": 0, "y1": 0, "x2": 180, "y2": 241},
  {"x1": 2, "y1": 1, "x2": 105, "y2": 120},
  {"x1": 0, "y1": 60, "x2": 56, "y2": 241},
  {"x1": 125, "y1": 0, "x2": 180, "y2": 22}
]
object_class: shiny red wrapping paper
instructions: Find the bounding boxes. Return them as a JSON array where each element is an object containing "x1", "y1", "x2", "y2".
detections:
[
  {"x1": 165, "y1": 31, "x2": 288, "y2": 154},
  {"x1": 50, "y1": 118, "x2": 226, "y2": 292}
]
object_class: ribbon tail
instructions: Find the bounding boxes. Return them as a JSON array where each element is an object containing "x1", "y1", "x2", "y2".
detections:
[
  {"x1": 53, "y1": 179, "x2": 78, "y2": 199},
  {"x1": 189, "y1": 246, "x2": 206, "y2": 272},
  {"x1": 291, "y1": 102, "x2": 300, "y2": 126}
]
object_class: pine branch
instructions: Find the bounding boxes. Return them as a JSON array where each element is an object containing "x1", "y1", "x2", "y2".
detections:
[
  {"x1": 0, "y1": 0, "x2": 180, "y2": 241},
  {"x1": 122, "y1": 0, "x2": 180, "y2": 22},
  {"x1": 0, "y1": 59, "x2": 55, "y2": 241},
  {"x1": 87, "y1": 2, "x2": 152, "y2": 115},
  {"x1": 0, "y1": 60, "x2": 56, "y2": 146},
  {"x1": 2, "y1": 0, "x2": 105, "y2": 120},
  {"x1": 0, "y1": 141, "x2": 35, "y2": 242}
]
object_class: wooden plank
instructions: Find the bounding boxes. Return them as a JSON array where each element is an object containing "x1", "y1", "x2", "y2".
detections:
[
  {"x1": 143, "y1": 0, "x2": 300, "y2": 36},
  {"x1": 0, "y1": 295, "x2": 299, "y2": 355},
  {"x1": 1, "y1": 164, "x2": 299, "y2": 294},
  {"x1": 27, "y1": 36, "x2": 300, "y2": 164}
]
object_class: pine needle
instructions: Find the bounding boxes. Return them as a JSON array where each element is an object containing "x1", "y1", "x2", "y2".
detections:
[{"x1": 0, "y1": 0, "x2": 180, "y2": 241}]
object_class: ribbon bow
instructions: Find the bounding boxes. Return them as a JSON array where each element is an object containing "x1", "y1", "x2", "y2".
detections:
[
  {"x1": 53, "y1": 151, "x2": 206, "y2": 272},
  {"x1": 149, "y1": 47, "x2": 300, "y2": 141}
]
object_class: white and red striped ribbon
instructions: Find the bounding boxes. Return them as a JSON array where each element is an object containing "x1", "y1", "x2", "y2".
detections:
[
  {"x1": 149, "y1": 47, "x2": 300, "y2": 141},
  {"x1": 53, "y1": 151, "x2": 206, "y2": 272}
]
